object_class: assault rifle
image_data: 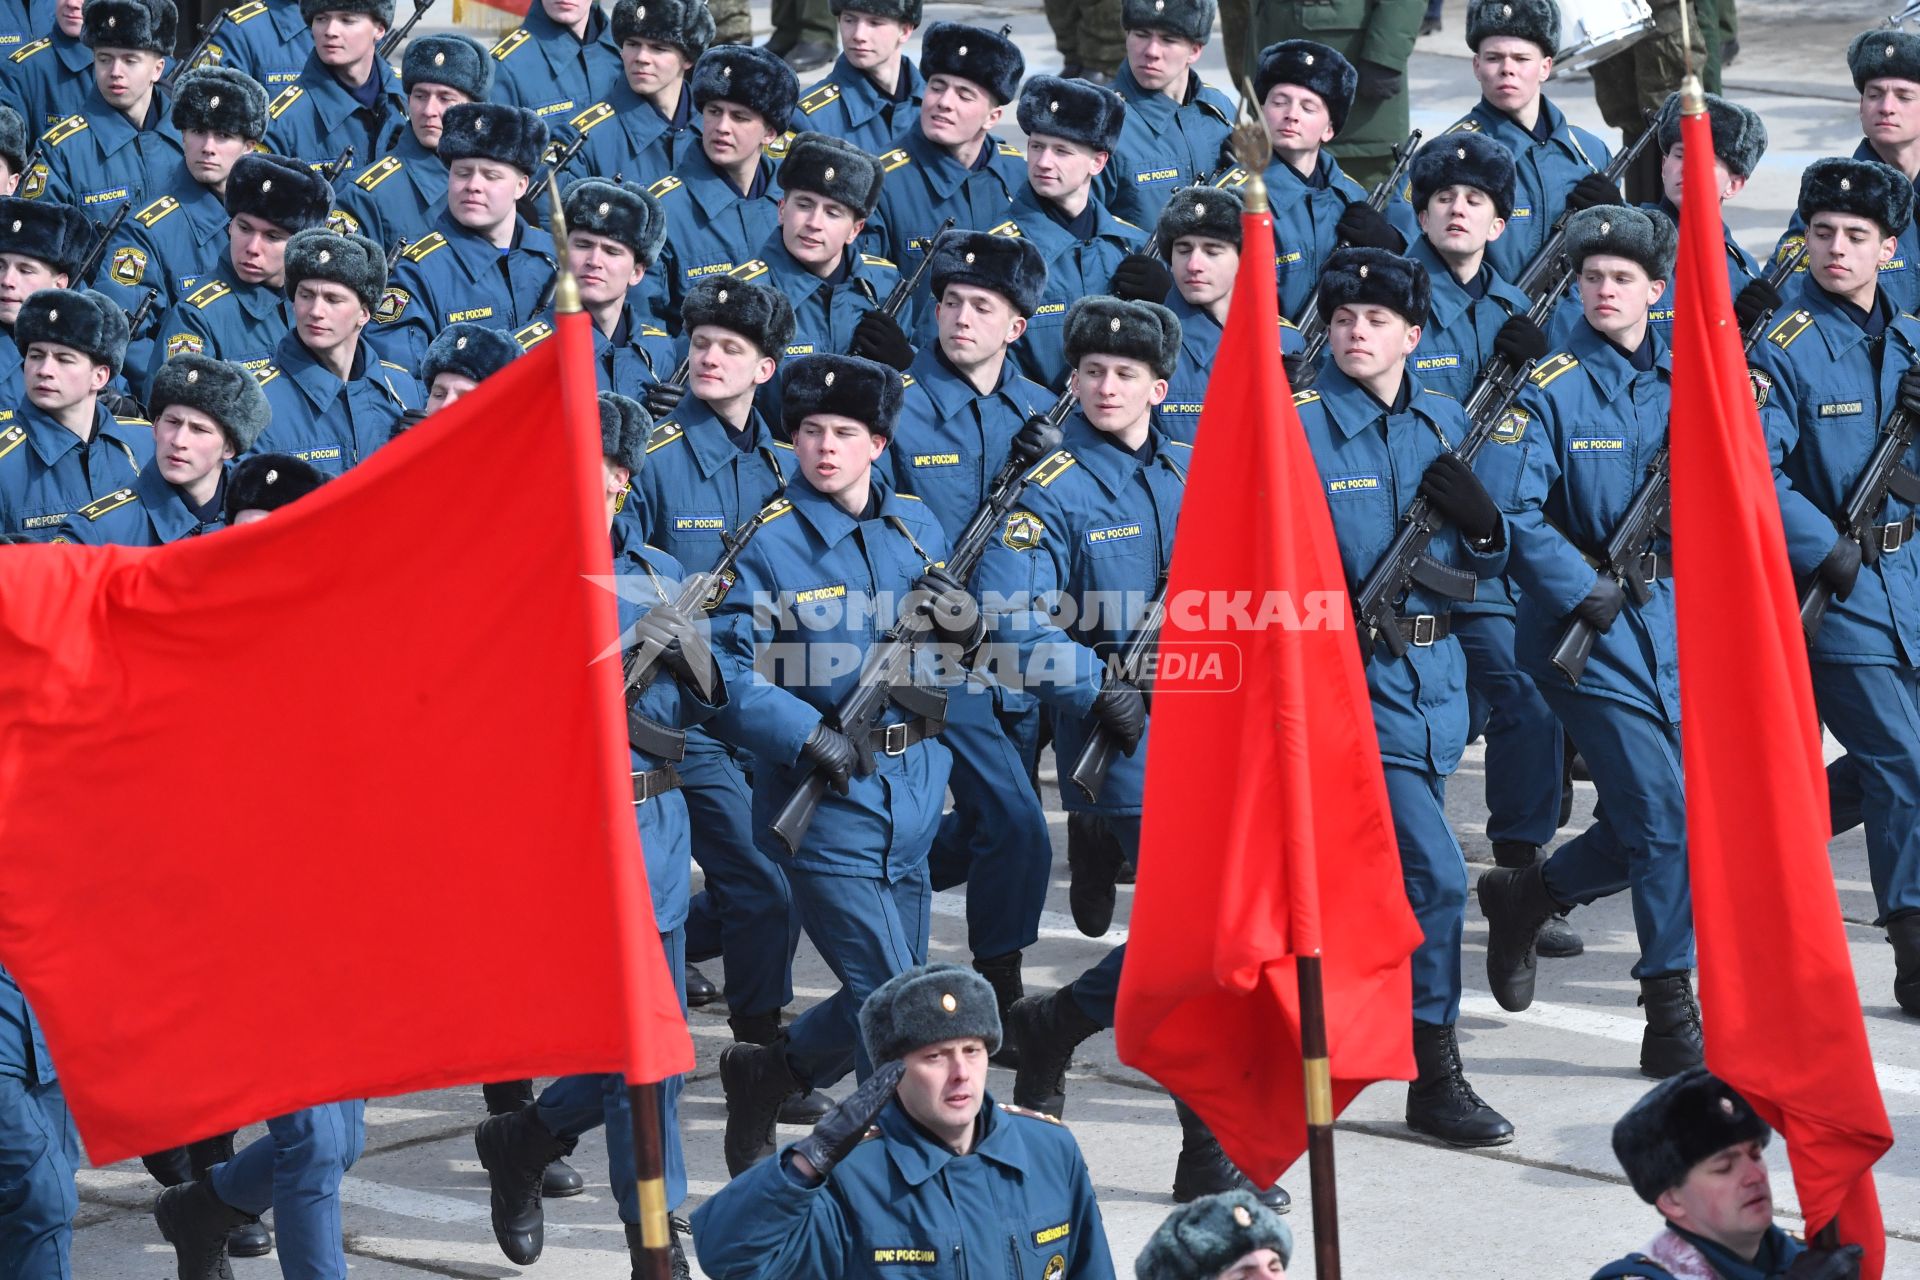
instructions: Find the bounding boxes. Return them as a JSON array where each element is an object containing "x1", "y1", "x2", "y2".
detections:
[
  {"x1": 1138, "y1": 161, "x2": 1235, "y2": 259},
  {"x1": 318, "y1": 145, "x2": 355, "y2": 185},
  {"x1": 127, "y1": 286, "x2": 159, "y2": 334},
  {"x1": 1289, "y1": 128, "x2": 1421, "y2": 366},
  {"x1": 1066, "y1": 571, "x2": 1167, "y2": 802},
  {"x1": 76, "y1": 200, "x2": 133, "y2": 284},
  {"x1": 1513, "y1": 115, "x2": 1656, "y2": 301},
  {"x1": 377, "y1": 0, "x2": 435, "y2": 59},
  {"x1": 386, "y1": 235, "x2": 410, "y2": 269},
  {"x1": 523, "y1": 132, "x2": 589, "y2": 220},
  {"x1": 159, "y1": 10, "x2": 225, "y2": 94}
]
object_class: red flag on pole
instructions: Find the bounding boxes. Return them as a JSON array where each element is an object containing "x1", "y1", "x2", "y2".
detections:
[
  {"x1": 1668, "y1": 91, "x2": 1893, "y2": 1273},
  {"x1": 0, "y1": 309, "x2": 692, "y2": 1165},
  {"x1": 1114, "y1": 200, "x2": 1424, "y2": 1188}
]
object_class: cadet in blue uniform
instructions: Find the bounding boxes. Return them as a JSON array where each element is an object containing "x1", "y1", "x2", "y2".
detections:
[
  {"x1": 146, "y1": 150, "x2": 332, "y2": 387},
  {"x1": 648, "y1": 44, "x2": 796, "y2": 330},
  {"x1": 1215, "y1": 41, "x2": 1404, "y2": 324},
  {"x1": 486, "y1": 0, "x2": 622, "y2": 137},
  {"x1": 710, "y1": 354, "x2": 980, "y2": 1175},
  {"x1": 371, "y1": 102, "x2": 556, "y2": 367},
  {"x1": 1136, "y1": 1191, "x2": 1293, "y2": 1280},
  {"x1": 1476, "y1": 206, "x2": 1703, "y2": 1079},
  {"x1": 254, "y1": 228, "x2": 417, "y2": 474},
  {"x1": 51, "y1": 352, "x2": 264, "y2": 544},
  {"x1": 870, "y1": 21, "x2": 1025, "y2": 273},
  {"x1": 0, "y1": 287, "x2": 150, "y2": 537},
  {"x1": 0, "y1": 106, "x2": 24, "y2": 196},
  {"x1": 1590, "y1": 1069, "x2": 1861, "y2": 1280},
  {"x1": 1099, "y1": 0, "x2": 1233, "y2": 228},
  {"x1": 561, "y1": 0, "x2": 711, "y2": 196},
  {"x1": 32, "y1": 0, "x2": 183, "y2": 223},
  {"x1": 330, "y1": 34, "x2": 489, "y2": 251},
  {"x1": 696, "y1": 964, "x2": 1114, "y2": 1280},
  {"x1": 1, "y1": 0, "x2": 93, "y2": 133},
  {"x1": 1750, "y1": 160, "x2": 1920, "y2": 1019},
  {"x1": 201, "y1": 0, "x2": 312, "y2": 89},
  {"x1": 1446, "y1": 0, "x2": 1616, "y2": 285},
  {"x1": 0, "y1": 960, "x2": 77, "y2": 1280},
  {"x1": 791, "y1": 0, "x2": 922, "y2": 157},
  {"x1": 94, "y1": 67, "x2": 268, "y2": 391},
  {"x1": 261, "y1": 0, "x2": 404, "y2": 169},
  {"x1": 0, "y1": 194, "x2": 90, "y2": 408}
]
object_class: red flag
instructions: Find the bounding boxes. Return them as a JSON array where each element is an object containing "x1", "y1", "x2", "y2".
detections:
[
  {"x1": 0, "y1": 309, "x2": 692, "y2": 1165},
  {"x1": 1669, "y1": 94, "x2": 1893, "y2": 1273},
  {"x1": 1115, "y1": 202, "x2": 1424, "y2": 1186}
]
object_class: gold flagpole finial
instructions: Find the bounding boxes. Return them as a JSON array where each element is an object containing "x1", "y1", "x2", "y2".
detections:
[
  {"x1": 1232, "y1": 78, "x2": 1269, "y2": 214},
  {"x1": 548, "y1": 182, "x2": 581, "y2": 314}
]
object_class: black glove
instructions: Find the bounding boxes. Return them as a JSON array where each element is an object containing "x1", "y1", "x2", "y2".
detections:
[
  {"x1": 642, "y1": 379, "x2": 685, "y2": 420},
  {"x1": 1335, "y1": 201, "x2": 1405, "y2": 254},
  {"x1": 1012, "y1": 413, "x2": 1063, "y2": 464},
  {"x1": 800, "y1": 723, "x2": 858, "y2": 796},
  {"x1": 1733, "y1": 276, "x2": 1781, "y2": 335},
  {"x1": 1817, "y1": 536, "x2": 1864, "y2": 599},
  {"x1": 1355, "y1": 59, "x2": 1403, "y2": 102},
  {"x1": 629, "y1": 602, "x2": 718, "y2": 695},
  {"x1": 1898, "y1": 366, "x2": 1920, "y2": 418},
  {"x1": 789, "y1": 1060, "x2": 906, "y2": 1182},
  {"x1": 1109, "y1": 252, "x2": 1174, "y2": 303},
  {"x1": 1566, "y1": 172, "x2": 1620, "y2": 212},
  {"x1": 850, "y1": 309, "x2": 915, "y2": 371},
  {"x1": 1574, "y1": 576, "x2": 1627, "y2": 633},
  {"x1": 1493, "y1": 314, "x2": 1549, "y2": 366},
  {"x1": 1092, "y1": 679, "x2": 1147, "y2": 755},
  {"x1": 912, "y1": 566, "x2": 983, "y2": 649},
  {"x1": 1419, "y1": 452, "x2": 1501, "y2": 544},
  {"x1": 1284, "y1": 352, "x2": 1318, "y2": 391},
  {"x1": 1782, "y1": 1245, "x2": 1864, "y2": 1280},
  {"x1": 389, "y1": 407, "x2": 427, "y2": 439}
]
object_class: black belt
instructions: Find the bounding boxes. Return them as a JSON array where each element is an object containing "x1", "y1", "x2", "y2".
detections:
[
  {"x1": 868, "y1": 718, "x2": 935, "y2": 757},
  {"x1": 632, "y1": 765, "x2": 683, "y2": 804},
  {"x1": 1873, "y1": 515, "x2": 1916, "y2": 554},
  {"x1": 1395, "y1": 614, "x2": 1452, "y2": 647}
]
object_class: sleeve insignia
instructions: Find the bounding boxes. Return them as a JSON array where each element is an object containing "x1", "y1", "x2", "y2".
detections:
[
  {"x1": 373, "y1": 287, "x2": 410, "y2": 323},
  {"x1": 20, "y1": 163, "x2": 44, "y2": 199},
  {"x1": 325, "y1": 208, "x2": 361, "y2": 234},
  {"x1": 1491, "y1": 407, "x2": 1530, "y2": 444},
  {"x1": 109, "y1": 245, "x2": 147, "y2": 286},
  {"x1": 1001, "y1": 509, "x2": 1045, "y2": 550},
  {"x1": 166, "y1": 332, "x2": 204, "y2": 357},
  {"x1": 1749, "y1": 369, "x2": 1772, "y2": 410}
]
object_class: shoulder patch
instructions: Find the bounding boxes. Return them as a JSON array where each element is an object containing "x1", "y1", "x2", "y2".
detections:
[
  {"x1": 998, "y1": 1103, "x2": 1063, "y2": 1125},
  {"x1": 109, "y1": 245, "x2": 147, "y2": 286},
  {"x1": 641, "y1": 324, "x2": 668, "y2": 337},
  {"x1": 325, "y1": 208, "x2": 360, "y2": 234},
  {"x1": 859, "y1": 253, "x2": 895, "y2": 268},
  {"x1": 1527, "y1": 352, "x2": 1580, "y2": 388},
  {"x1": 78, "y1": 487, "x2": 136, "y2": 520},
  {"x1": 1749, "y1": 369, "x2": 1771, "y2": 410},
  {"x1": 758, "y1": 495, "x2": 794, "y2": 521},
  {"x1": 9, "y1": 36, "x2": 47, "y2": 63},
  {"x1": 353, "y1": 156, "x2": 403, "y2": 191},
  {"x1": 1001, "y1": 509, "x2": 1045, "y2": 550},
  {"x1": 648, "y1": 174, "x2": 684, "y2": 198},
  {"x1": 400, "y1": 232, "x2": 446, "y2": 263},
  {"x1": 267, "y1": 85, "x2": 304, "y2": 119},
  {"x1": 186, "y1": 280, "x2": 231, "y2": 309},
  {"x1": 1767, "y1": 309, "x2": 1814, "y2": 350},
  {"x1": 227, "y1": 0, "x2": 268, "y2": 20},
  {"x1": 1774, "y1": 234, "x2": 1809, "y2": 273},
  {"x1": 1026, "y1": 448, "x2": 1077, "y2": 488},
  {"x1": 514, "y1": 319, "x2": 554, "y2": 349},
  {"x1": 728, "y1": 259, "x2": 769, "y2": 281},
  {"x1": 570, "y1": 101, "x2": 614, "y2": 133},
  {"x1": 166, "y1": 332, "x2": 205, "y2": 357},
  {"x1": 1490, "y1": 407, "x2": 1530, "y2": 444},
  {"x1": 490, "y1": 28, "x2": 530, "y2": 59},
  {"x1": 645, "y1": 421, "x2": 686, "y2": 453},
  {"x1": 373, "y1": 287, "x2": 409, "y2": 323},
  {"x1": 133, "y1": 194, "x2": 179, "y2": 227},
  {"x1": 800, "y1": 82, "x2": 840, "y2": 114},
  {"x1": 20, "y1": 163, "x2": 44, "y2": 200},
  {"x1": 43, "y1": 115, "x2": 86, "y2": 146},
  {"x1": 880, "y1": 148, "x2": 910, "y2": 172}
]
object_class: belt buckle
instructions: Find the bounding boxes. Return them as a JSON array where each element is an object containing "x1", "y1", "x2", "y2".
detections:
[
  {"x1": 1411, "y1": 615, "x2": 1437, "y2": 647},
  {"x1": 883, "y1": 722, "x2": 909, "y2": 756},
  {"x1": 1883, "y1": 523, "x2": 1904, "y2": 554},
  {"x1": 632, "y1": 770, "x2": 652, "y2": 805}
]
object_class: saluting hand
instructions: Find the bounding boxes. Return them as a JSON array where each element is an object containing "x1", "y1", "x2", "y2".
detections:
[{"x1": 789, "y1": 1060, "x2": 908, "y2": 1183}]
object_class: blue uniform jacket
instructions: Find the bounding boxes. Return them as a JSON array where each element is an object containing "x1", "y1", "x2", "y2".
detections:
[
  {"x1": 0, "y1": 963, "x2": 54, "y2": 1085},
  {"x1": 1159, "y1": 291, "x2": 1302, "y2": 444},
  {"x1": 1476, "y1": 321, "x2": 1679, "y2": 721},
  {"x1": 263, "y1": 52, "x2": 406, "y2": 170},
  {"x1": 884, "y1": 344, "x2": 1054, "y2": 541},
  {"x1": 1214, "y1": 149, "x2": 1369, "y2": 325},
  {"x1": 631, "y1": 395, "x2": 792, "y2": 572},
  {"x1": 95, "y1": 172, "x2": 231, "y2": 396},
  {"x1": 1548, "y1": 200, "x2": 1759, "y2": 348},
  {"x1": 514, "y1": 303, "x2": 673, "y2": 399},
  {"x1": 1751, "y1": 285, "x2": 1920, "y2": 667},
  {"x1": 31, "y1": 87, "x2": 184, "y2": 222},
  {"x1": 203, "y1": 0, "x2": 312, "y2": 88},
  {"x1": 972, "y1": 413, "x2": 1186, "y2": 814},
  {"x1": 49, "y1": 459, "x2": 223, "y2": 544},
  {"x1": 1774, "y1": 138, "x2": 1920, "y2": 319},
  {"x1": 1099, "y1": 64, "x2": 1233, "y2": 228},
  {"x1": 1294, "y1": 366, "x2": 1507, "y2": 773},
  {"x1": 148, "y1": 260, "x2": 292, "y2": 387},
  {"x1": 0, "y1": 26, "x2": 92, "y2": 132},
  {"x1": 691, "y1": 1095, "x2": 1113, "y2": 1280},
  {"x1": 371, "y1": 211, "x2": 558, "y2": 367},
  {"x1": 0, "y1": 0, "x2": 49, "y2": 69},
  {"x1": 1590, "y1": 1225, "x2": 1805, "y2": 1280},
  {"x1": 254, "y1": 331, "x2": 419, "y2": 477},
  {"x1": 0, "y1": 398, "x2": 152, "y2": 536},
  {"x1": 793, "y1": 54, "x2": 924, "y2": 157},
  {"x1": 648, "y1": 147, "x2": 782, "y2": 331},
  {"x1": 486, "y1": 3, "x2": 623, "y2": 141},
  {"x1": 706, "y1": 477, "x2": 956, "y2": 876},
  {"x1": 563, "y1": 80, "x2": 702, "y2": 193},
  {"x1": 331, "y1": 131, "x2": 447, "y2": 251},
  {"x1": 874, "y1": 126, "x2": 1026, "y2": 274},
  {"x1": 735, "y1": 232, "x2": 904, "y2": 364},
  {"x1": 1443, "y1": 96, "x2": 1611, "y2": 285},
  {"x1": 996, "y1": 184, "x2": 1144, "y2": 389}
]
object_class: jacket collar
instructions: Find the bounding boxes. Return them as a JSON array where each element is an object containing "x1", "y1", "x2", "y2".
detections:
[
  {"x1": 669, "y1": 392, "x2": 779, "y2": 480},
  {"x1": 1794, "y1": 278, "x2": 1915, "y2": 363},
  {"x1": 874, "y1": 1094, "x2": 1032, "y2": 1186},
  {"x1": 131, "y1": 460, "x2": 214, "y2": 542},
  {"x1": 1262, "y1": 148, "x2": 1360, "y2": 213},
  {"x1": 1565, "y1": 317, "x2": 1671, "y2": 399},
  {"x1": 674, "y1": 143, "x2": 773, "y2": 217},
  {"x1": 1408, "y1": 234, "x2": 1529, "y2": 331},
  {"x1": 822, "y1": 53, "x2": 923, "y2": 123},
  {"x1": 430, "y1": 208, "x2": 556, "y2": 276},
  {"x1": 21, "y1": 397, "x2": 127, "y2": 466},
  {"x1": 270, "y1": 328, "x2": 370, "y2": 408},
  {"x1": 525, "y1": 0, "x2": 611, "y2": 59},
  {"x1": 157, "y1": 164, "x2": 232, "y2": 237},
  {"x1": 907, "y1": 343, "x2": 1042, "y2": 418},
  {"x1": 1310, "y1": 362, "x2": 1454, "y2": 443},
  {"x1": 208, "y1": 258, "x2": 291, "y2": 322},
  {"x1": 296, "y1": 50, "x2": 403, "y2": 128},
  {"x1": 1006, "y1": 181, "x2": 1133, "y2": 248},
  {"x1": 1059, "y1": 411, "x2": 1176, "y2": 496},
  {"x1": 1166, "y1": 289, "x2": 1222, "y2": 356},
  {"x1": 755, "y1": 232, "x2": 887, "y2": 304},
  {"x1": 54, "y1": 26, "x2": 91, "y2": 71},
  {"x1": 610, "y1": 80, "x2": 690, "y2": 147},
  {"x1": 902, "y1": 125, "x2": 1011, "y2": 200},
  {"x1": 79, "y1": 83, "x2": 177, "y2": 156}
]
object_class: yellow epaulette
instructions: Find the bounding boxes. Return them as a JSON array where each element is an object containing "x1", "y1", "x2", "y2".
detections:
[
  {"x1": 1446, "y1": 117, "x2": 1482, "y2": 134},
  {"x1": 729, "y1": 259, "x2": 769, "y2": 281},
  {"x1": 900, "y1": 374, "x2": 914, "y2": 388},
  {"x1": 113, "y1": 416, "x2": 150, "y2": 427},
  {"x1": 267, "y1": 86, "x2": 303, "y2": 119},
  {"x1": 997, "y1": 142, "x2": 1023, "y2": 157},
  {"x1": 353, "y1": 156, "x2": 403, "y2": 191},
  {"x1": 998, "y1": 1103, "x2": 1063, "y2": 1126},
  {"x1": 514, "y1": 319, "x2": 554, "y2": 349},
  {"x1": 645, "y1": 421, "x2": 685, "y2": 453},
  {"x1": 1279, "y1": 315, "x2": 1298, "y2": 332},
  {"x1": 648, "y1": 174, "x2": 684, "y2": 199},
  {"x1": 401, "y1": 232, "x2": 446, "y2": 263},
  {"x1": 860, "y1": 253, "x2": 895, "y2": 268},
  {"x1": 773, "y1": 438, "x2": 794, "y2": 450},
  {"x1": 896, "y1": 492, "x2": 923, "y2": 502},
  {"x1": 1114, "y1": 216, "x2": 1141, "y2": 230},
  {"x1": 187, "y1": 280, "x2": 231, "y2": 309},
  {"x1": 253, "y1": 363, "x2": 281, "y2": 385},
  {"x1": 490, "y1": 28, "x2": 530, "y2": 59},
  {"x1": 1214, "y1": 167, "x2": 1249, "y2": 189},
  {"x1": 133, "y1": 194, "x2": 179, "y2": 227},
  {"x1": 1421, "y1": 387, "x2": 1458, "y2": 401},
  {"x1": 1165, "y1": 438, "x2": 1193, "y2": 449},
  {"x1": 800, "y1": 82, "x2": 840, "y2": 114},
  {"x1": 42, "y1": 114, "x2": 86, "y2": 147},
  {"x1": 987, "y1": 220, "x2": 1020, "y2": 238},
  {"x1": 1528, "y1": 352, "x2": 1580, "y2": 388},
  {"x1": 758, "y1": 495, "x2": 794, "y2": 521},
  {"x1": 880, "y1": 148, "x2": 910, "y2": 172},
  {"x1": 77, "y1": 487, "x2": 136, "y2": 520},
  {"x1": 227, "y1": 0, "x2": 267, "y2": 21},
  {"x1": 1025, "y1": 448, "x2": 1077, "y2": 487},
  {"x1": 570, "y1": 101, "x2": 614, "y2": 134},
  {"x1": 1292, "y1": 389, "x2": 1320, "y2": 406},
  {"x1": 1768, "y1": 309, "x2": 1814, "y2": 350},
  {"x1": 9, "y1": 36, "x2": 47, "y2": 63},
  {"x1": 641, "y1": 324, "x2": 668, "y2": 338},
  {"x1": 0, "y1": 422, "x2": 25, "y2": 461},
  {"x1": 378, "y1": 359, "x2": 408, "y2": 372}
]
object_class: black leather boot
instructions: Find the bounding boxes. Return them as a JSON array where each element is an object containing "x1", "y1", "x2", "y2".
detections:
[
  {"x1": 184, "y1": 1134, "x2": 271, "y2": 1259},
  {"x1": 973, "y1": 951, "x2": 1023, "y2": 1067},
  {"x1": 685, "y1": 963, "x2": 721, "y2": 1008},
  {"x1": 1477, "y1": 862, "x2": 1562, "y2": 1011},
  {"x1": 1006, "y1": 986, "x2": 1103, "y2": 1117},
  {"x1": 474, "y1": 1105, "x2": 576, "y2": 1264},
  {"x1": 1639, "y1": 974, "x2": 1705, "y2": 1079},
  {"x1": 718, "y1": 1040, "x2": 802, "y2": 1176},
  {"x1": 1171, "y1": 1100, "x2": 1289, "y2": 1211},
  {"x1": 1066, "y1": 812, "x2": 1126, "y2": 936},
  {"x1": 1405, "y1": 1022, "x2": 1514, "y2": 1147},
  {"x1": 730, "y1": 1009, "x2": 833, "y2": 1125},
  {"x1": 1890, "y1": 914, "x2": 1920, "y2": 1016},
  {"x1": 480, "y1": 1080, "x2": 583, "y2": 1198},
  {"x1": 142, "y1": 1146, "x2": 192, "y2": 1187},
  {"x1": 626, "y1": 1220, "x2": 692, "y2": 1280},
  {"x1": 1491, "y1": 842, "x2": 1583, "y2": 959},
  {"x1": 155, "y1": 1179, "x2": 253, "y2": 1280}
]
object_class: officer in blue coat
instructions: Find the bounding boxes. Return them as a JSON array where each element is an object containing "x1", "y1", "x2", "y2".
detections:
[
  {"x1": 0, "y1": 0, "x2": 42, "y2": 59},
  {"x1": 560, "y1": 0, "x2": 711, "y2": 197},
  {"x1": 0, "y1": 960, "x2": 77, "y2": 1280},
  {"x1": 146, "y1": 150, "x2": 331, "y2": 388},
  {"x1": 372, "y1": 102, "x2": 557, "y2": 367},
  {"x1": 261, "y1": 0, "x2": 405, "y2": 169},
  {"x1": 1098, "y1": 0, "x2": 1234, "y2": 228},
  {"x1": 0, "y1": 193, "x2": 91, "y2": 408},
  {"x1": 1215, "y1": 40, "x2": 1405, "y2": 324},
  {"x1": 515, "y1": 177, "x2": 674, "y2": 396},
  {"x1": 648, "y1": 44, "x2": 796, "y2": 330},
  {"x1": 473, "y1": 392, "x2": 723, "y2": 1278},
  {"x1": 201, "y1": 0, "x2": 312, "y2": 89},
  {"x1": 31, "y1": 0, "x2": 183, "y2": 223},
  {"x1": 791, "y1": 0, "x2": 922, "y2": 157},
  {"x1": 709, "y1": 354, "x2": 980, "y2": 1175},
  {"x1": 1445, "y1": 0, "x2": 1616, "y2": 285},
  {"x1": 1750, "y1": 159, "x2": 1920, "y2": 1019},
  {"x1": 1, "y1": 0, "x2": 94, "y2": 133},
  {"x1": 51, "y1": 352, "x2": 264, "y2": 543},
  {"x1": 254, "y1": 228, "x2": 418, "y2": 475},
  {"x1": 485, "y1": 0, "x2": 622, "y2": 137},
  {"x1": 330, "y1": 34, "x2": 489, "y2": 251},
  {"x1": 0, "y1": 287, "x2": 151, "y2": 537},
  {"x1": 94, "y1": 67, "x2": 268, "y2": 389},
  {"x1": 871, "y1": 21, "x2": 1025, "y2": 273},
  {"x1": 695, "y1": 964, "x2": 1114, "y2": 1280},
  {"x1": 1476, "y1": 206, "x2": 1703, "y2": 1079}
]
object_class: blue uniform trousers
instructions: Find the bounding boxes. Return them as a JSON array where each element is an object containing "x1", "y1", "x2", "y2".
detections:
[
  {"x1": 1537, "y1": 688, "x2": 1694, "y2": 977},
  {"x1": 1383, "y1": 764, "x2": 1467, "y2": 1026},
  {"x1": 209, "y1": 1101, "x2": 366, "y2": 1280},
  {"x1": 1455, "y1": 610, "x2": 1565, "y2": 847},
  {"x1": 679, "y1": 739, "x2": 799, "y2": 1019},
  {"x1": 1069, "y1": 944, "x2": 1125, "y2": 1029},
  {"x1": 783, "y1": 864, "x2": 931, "y2": 1090},
  {"x1": 1808, "y1": 662, "x2": 1920, "y2": 923},
  {"x1": 537, "y1": 927, "x2": 688, "y2": 1217},
  {"x1": 1830, "y1": 753, "x2": 1865, "y2": 837},
  {"x1": 0, "y1": 1075, "x2": 76, "y2": 1280}
]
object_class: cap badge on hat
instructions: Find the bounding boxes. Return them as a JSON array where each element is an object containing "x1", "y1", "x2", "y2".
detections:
[
  {"x1": 261, "y1": 179, "x2": 272, "y2": 192},
  {"x1": 1050, "y1": 99, "x2": 1059, "y2": 111},
  {"x1": 1720, "y1": 1097, "x2": 1736, "y2": 1115},
  {"x1": 722, "y1": 64, "x2": 731, "y2": 77},
  {"x1": 1457, "y1": 146, "x2": 1467, "y2": 158},
  {"x1": 266, "y1": 469, "x2": 279, "y2": 483},
  {"x1": 598, "y1": 200, "x2": 610, "y2": 215},
  {"x1": 1600, "y1": 219, "x2": 1611, "y2": 234},
  {"x1": 958, "y1": 43, "x2": 968, "y2": 55},
  {"x1": 1842, "y1": 177, "x2": 1853, "y2": 192},
  {"x1": 433, "y1": 51, "x2": 445, "y2": 65},
  {"x1": 456, "y1": 335, "x2": 468, "y2": 349},
  {"x1": 476, "y1": 116, "x2": 488, "y2": 133},
  {"x1": 717, "y1": 288, "x2": 728, "y2": 303},
  {"x1": 1109, "y1": 316, "x2": 1121, "y2": 332},
  {"x1": 1359, "y1": 264, "x2": 1369, "y2": 278},
  {"x1": 8, "y1": 220, "x2": 16, "y2": 233},
  {"x1": 964, "y1": 251, "x2": 976, "y2": 264},
  {"x1": 824, "y1": 165, "x2": 836, "y2": 181},
  {"x1": 210, "y1": 95, "x2": 220, "y2": 108},
  {"x1": 107, "y1": 14, "x2": 115, "y2": 26},
  {"x1": 941, "y1": 992, "x2": 957, "y2": 1012},
  {"x1": 1154, "y1": 0, "x2": 1164, "y2": 8},
  {"x1": 637, "y1": 4, "x2": 645, "y2": 15},
  {"x1": 1502, "y1": 2, "x2": 1512, "y2": 14},
  {"x1": 318, "y1": 249, "x2": 331, "y2": 264},
  {"x1": 47, "y1": 308, "x2": 56, "y2": 322},
  {"x1": 1232, "y1": 1205, "x2": 1253, "y2": 1227},
  {"x1": 187, "y1": 368, "x2": 199, "y2": 383},
  {"x1": 825, "y1": 370, "x2": 836, "y2": 386},
  {"x1": 1303, "y1": 52, "x2": 1314, "y2": 64}
]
